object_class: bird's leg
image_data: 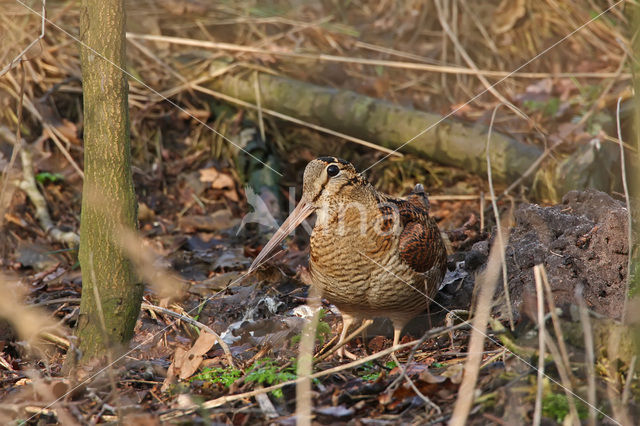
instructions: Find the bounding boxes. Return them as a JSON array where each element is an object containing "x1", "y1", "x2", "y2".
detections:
[
  {"x1": 315, "y1": 317, "x2": 373, "y2": 361},
  {"x1": 336, "y1": 314, "x2": 356, "y2": 360},
  {"x1": 337, "y1": 318, "x2": 374, "y2": 359},
  {"x1": 391, "y1": 326, "x2": 402, "y2": 366},
  {"x1": 361, "y1": 325, "x2": 370, "y2": 357}
]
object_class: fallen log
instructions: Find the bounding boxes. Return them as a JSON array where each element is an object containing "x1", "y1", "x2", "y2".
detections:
[
  {"x1": 176, "y1": 59, "x2": 618, "y2": 201},
  {"x1": 200, "y1": 62, "x2": 540, "y2": 185}
]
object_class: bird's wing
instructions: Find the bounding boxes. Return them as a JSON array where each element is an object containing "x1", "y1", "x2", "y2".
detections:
[{"x1": 393, "y1": 194, "x2": 445, "y2": 274}]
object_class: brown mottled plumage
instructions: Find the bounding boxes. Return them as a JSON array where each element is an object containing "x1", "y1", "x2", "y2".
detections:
[{"x1": 249, "y1": 157, "x2": 447, "y2": 358}]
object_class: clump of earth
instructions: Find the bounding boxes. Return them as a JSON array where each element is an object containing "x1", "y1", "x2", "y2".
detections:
[{"x1": 460, "y1": 189, "x2": 628, "y2": 322}]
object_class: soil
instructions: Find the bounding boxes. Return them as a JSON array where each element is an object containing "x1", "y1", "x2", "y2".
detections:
[{"x1": 464, "y1": 189, "x2": 628, "y2": 321}]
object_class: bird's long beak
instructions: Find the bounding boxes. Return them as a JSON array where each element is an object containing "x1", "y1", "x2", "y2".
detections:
[{"x1": 248, "y1": 198, "x2": 315, "y2": 273}]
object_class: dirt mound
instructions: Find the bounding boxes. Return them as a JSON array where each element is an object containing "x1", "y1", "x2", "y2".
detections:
[{"x1": 492, "y1": 189, "x2": 628, "y2": 320}]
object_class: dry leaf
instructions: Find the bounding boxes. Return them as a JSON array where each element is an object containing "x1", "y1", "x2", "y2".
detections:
[
  {"x1": 198, "y1": 168, "x2": 239, "y2": 201},
  {"x1": 55, "y1": 119, "x2": 80, "y2": 144},
  {"x1": 162, "y1": 332, "x2": 218, "y2": 390},
  {"x1": 179, "y1": 210, "x2": 239, "y2": 232},
  {"x1": 441, "y1": 363, "x2": 464, "y2": 384},
  {"x1": 418, "y1": 369, "x2": 448, "y2": 384}
]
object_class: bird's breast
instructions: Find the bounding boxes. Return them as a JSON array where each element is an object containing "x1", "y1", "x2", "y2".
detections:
[{"x1": 308, "y1": 206, "x2": 428, "y2": 315}]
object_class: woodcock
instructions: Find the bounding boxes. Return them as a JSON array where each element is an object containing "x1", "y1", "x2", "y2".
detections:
[{"x1": 249, "y1": 157, "x2": 447, "y2": 358}]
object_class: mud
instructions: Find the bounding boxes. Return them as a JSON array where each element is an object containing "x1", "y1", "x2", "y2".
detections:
[{"x1": 470, "y1": 189, "x2": 628, "y2": 321}]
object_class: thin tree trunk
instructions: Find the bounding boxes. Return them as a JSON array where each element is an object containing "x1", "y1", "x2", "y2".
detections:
[{"x1": 75, "y1": 0, "x2": 142, "y2": 361}]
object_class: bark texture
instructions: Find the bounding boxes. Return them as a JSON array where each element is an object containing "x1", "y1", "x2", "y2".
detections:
[{"x1": 76, "y1": 0, "x2": 142, "y2": 361}]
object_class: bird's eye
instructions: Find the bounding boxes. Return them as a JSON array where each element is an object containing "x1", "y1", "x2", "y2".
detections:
[{"x1": 327, "y1": 164, "x2": 340, "y2": 177}]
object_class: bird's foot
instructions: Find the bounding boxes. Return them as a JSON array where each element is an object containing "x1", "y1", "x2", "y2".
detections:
[{"x1": 336, "y1": 345, "x2": 358, "y2": 361}]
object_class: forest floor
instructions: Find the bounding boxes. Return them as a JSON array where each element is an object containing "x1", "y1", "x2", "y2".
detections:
[{"x1": 0, "y1": 1, "x2": 638, "y2": 424}]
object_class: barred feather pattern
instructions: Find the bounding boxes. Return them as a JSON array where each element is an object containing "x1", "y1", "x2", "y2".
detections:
[{"x1": 309, "y1": 183, "x2": 447, "y2": 330}]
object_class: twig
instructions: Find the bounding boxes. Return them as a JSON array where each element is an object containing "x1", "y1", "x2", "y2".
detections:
[
  {"x1": 622, "y1": 355, "x2": 636, "y2": 406},
  {"x1": 0, "y1": 354, "x2": 15, "y2": 371},
  {"x1": 445, "y1": 309, "x2": 470, "y2": 349},
  {"x1": 39, "y1": 331, "x2": 70, "y2": 350},
  {"x1": 254, "y1": 386, "x2": 278, "y2": 420},
  {"x1": 576, "y1": 285, "x2": 597, "y2": 426},
  {"x1": 449, "y1": 219, "x2": 510, "y2": 426},
  {"x1": 19, "y1": 146, "x2": 80, "y2": 245},
  {"x1": 487, "y1": 106, "x2": 515, "y2": 330},
  {"x1": 253, "y1": 71, "x2": 266, "y2": 143},
  {"x1": 354, "y1": 40, "x2": 443, "y2": 66},
  {"x1": 539, "y1": 267, "x2": 573, "y2": 376},
  {"x1": 480, "y1": 192, "x2": 485, "y2": 233},
  {"x1": 544, "y1": 335, "x2": 580, "y2": 426},
  {"x1": 125, "y1": 33, "x2": 632, "y2": 79},
  {"x1": 478, "y1": 348, "x2": 509, "y2": 370},
  {"x1": 314, "y1": 319, "x2": 372, "y2": 362},
  {"x1": 539, "y1": 266, "x2": 580, "y2": 425},
  {"x1": 296, "y1": 287, "x2": 321, "y2": 426},
  {"x1": 429, "y1": 194, "x2": 495, "y2": 201},
  {"x1": 33, "y1": 297, "x2": 81, "y2": 307},
  {"x1": 23, "y1": 406, "x2": 56, "y2": 418},
  {"x1": 402, "y1": 372, "x2": 441, "y2": 414},
  {"x1": 141, "y1": 302, "x2": 235, "y2": 368},
  {"x1": 532, "y1": 265, "x2": 546, "y2": 426}
]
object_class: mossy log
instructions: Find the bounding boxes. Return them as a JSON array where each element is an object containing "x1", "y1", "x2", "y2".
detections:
[
  {"x1": 201, "y1": 63, "x2": 540, "y2": 186},
  {"x1": 187, "y1": 61, "x2": 619, "y2": 201}
]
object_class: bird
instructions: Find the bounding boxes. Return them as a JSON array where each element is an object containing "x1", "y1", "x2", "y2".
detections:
[{"x1": 249, "y1": 156, "x2": 447, "y2": 359}]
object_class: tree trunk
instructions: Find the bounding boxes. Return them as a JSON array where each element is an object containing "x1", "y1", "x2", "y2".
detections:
[{"x1": 75, "y1": 0, "x2": 142, "y2": 361}]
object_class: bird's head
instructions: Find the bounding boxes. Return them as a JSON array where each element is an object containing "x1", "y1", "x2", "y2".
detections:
[
  {"x1": 301, "y1": 156, "x2": 362, "y2": 208},
  {"x1": 248, "y1": 156, "x2": 367, "y2": 273}
]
